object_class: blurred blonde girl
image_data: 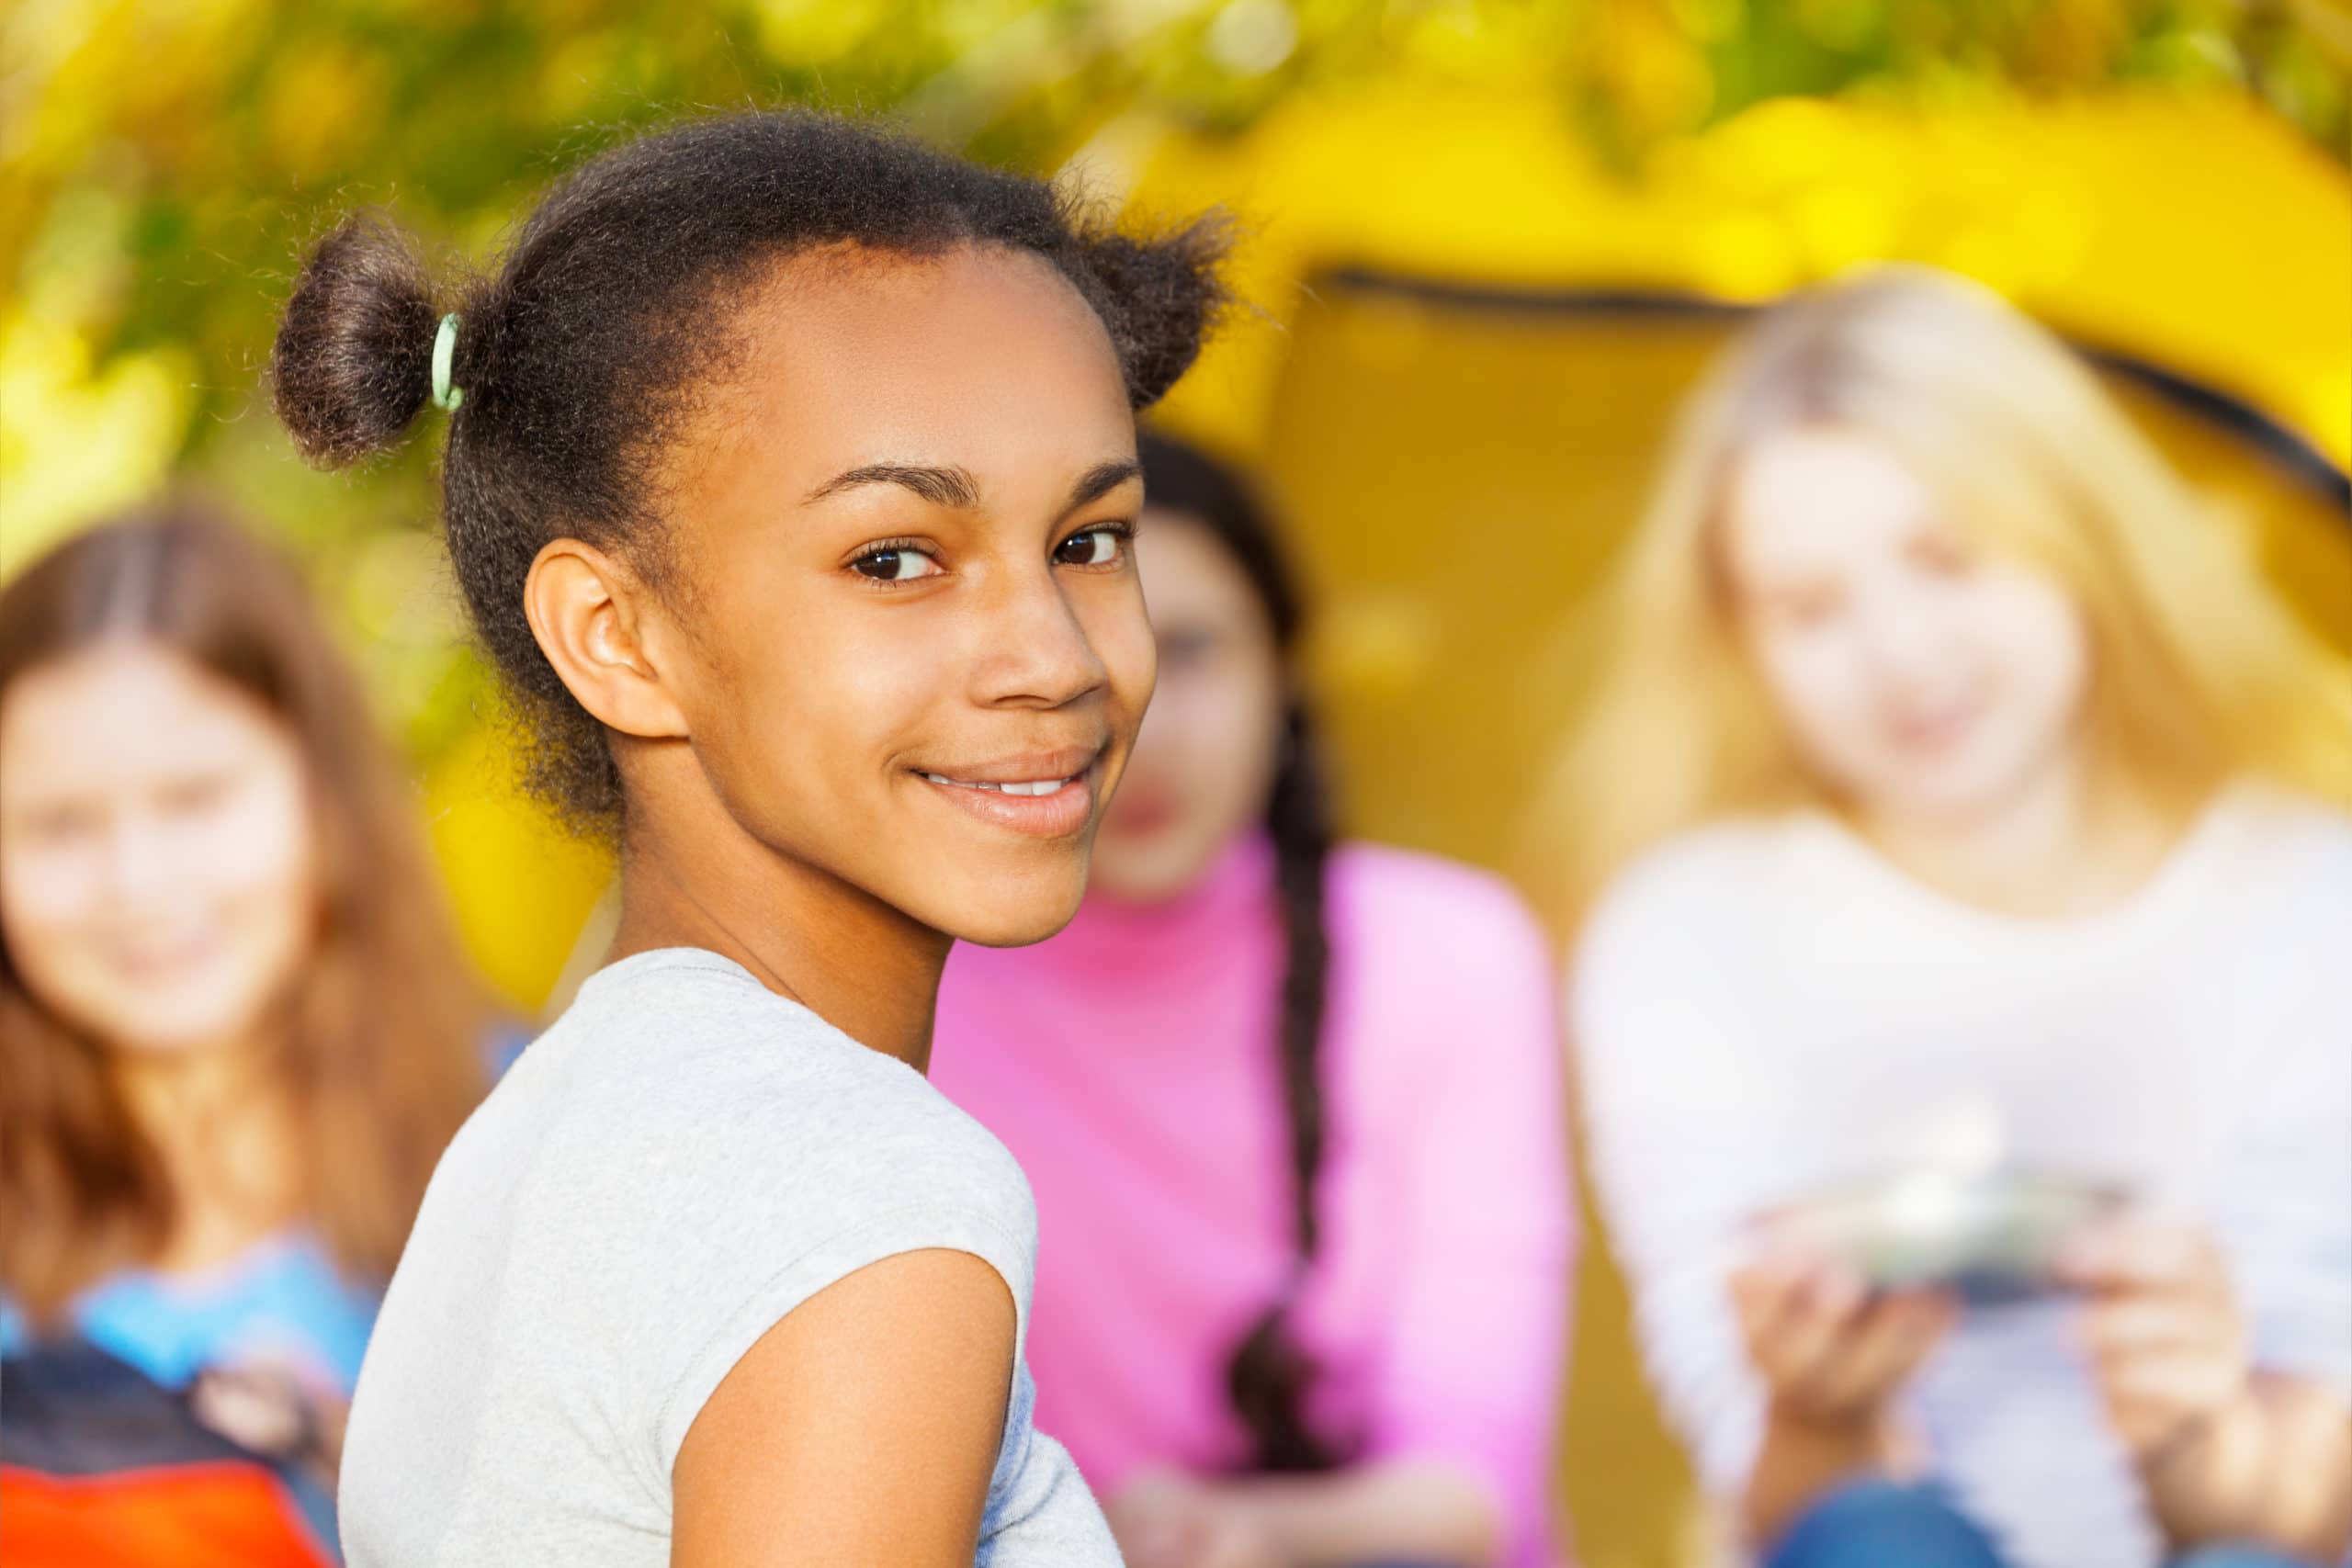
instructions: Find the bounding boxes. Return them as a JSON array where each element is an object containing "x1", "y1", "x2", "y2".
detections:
[{"x1": 1541, "y1": 267, "x2": 2351, "y2": 1568}]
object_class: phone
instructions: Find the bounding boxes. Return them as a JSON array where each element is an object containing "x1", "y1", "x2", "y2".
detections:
[{"x1": 1779, "y1": 1169, "x2": 2122, "y2": 1306}]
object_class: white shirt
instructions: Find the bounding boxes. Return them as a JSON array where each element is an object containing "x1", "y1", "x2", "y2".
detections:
[
  {"x1": 1571, "y1": 784, "x2": 2352, "y2": 1568},
  {"x1": 341, "y1": 948, "x2": 1117, "y2": 1568}
]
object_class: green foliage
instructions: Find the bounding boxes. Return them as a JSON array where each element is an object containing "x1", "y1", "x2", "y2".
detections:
[{"x1": 4, "y1": 0, "x2": 2341, "y2": 751}]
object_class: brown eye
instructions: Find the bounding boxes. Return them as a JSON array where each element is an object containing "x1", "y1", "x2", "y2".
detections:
[
  {"x1": 1053, "y1": 528, "x2": 1126, "y2": 568},
  {"x1": 850, "y1": 547, "x2": 942, "y2": 582}
]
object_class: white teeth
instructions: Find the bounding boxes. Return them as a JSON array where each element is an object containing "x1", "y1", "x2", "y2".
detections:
[{"x1": 922, "y1": 773, "x2": 1072, "y2": 795}]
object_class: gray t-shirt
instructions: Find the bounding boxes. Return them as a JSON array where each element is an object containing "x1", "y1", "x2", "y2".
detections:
[{"x1": 339, "y1": 946, "x2": 1118, "y2": 1567}]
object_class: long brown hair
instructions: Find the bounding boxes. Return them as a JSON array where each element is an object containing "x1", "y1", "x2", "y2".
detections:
[
  {"x1": 1136, "y1": 432, "x2": 1349, "y2": 1473},
  {"x1": 0, "y1": 502, "x2": 489, "y2": 1314}
]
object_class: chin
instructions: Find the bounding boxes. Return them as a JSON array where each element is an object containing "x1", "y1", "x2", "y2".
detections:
[
  {"x1": 1878, "y1": 763, "x2": 2041, "y2": 826},
  {"x1": 1087, "y1": 830, "x2": 1220, "y2": 907},
  {"x1": 927, "y1": 861, "x2": 1091, "y2": 950},
  {"x1": 96, "y1": 1014, "x2": 248, "y2": 1059}
]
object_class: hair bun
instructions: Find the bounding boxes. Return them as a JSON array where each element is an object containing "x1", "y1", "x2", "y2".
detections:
[
  {"x1": 1074, "y1": 213, "x2": 1232, "y2": 410},
  {"x1": 272, "y1": 214, "x2": 445, "y2": 468}
]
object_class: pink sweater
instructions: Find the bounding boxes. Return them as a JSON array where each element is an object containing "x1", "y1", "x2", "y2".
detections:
[{"x1": 932, "y1": 835, "x2": 1574, "y2": 1567}]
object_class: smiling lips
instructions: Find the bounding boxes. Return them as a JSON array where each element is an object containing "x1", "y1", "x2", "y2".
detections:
[
  {"x1": 914, "y1": 748, "x2": 1102, "y2": 838},
  {"x1": 921, "y1": 773, "x2": 1072, "y2": 796}
]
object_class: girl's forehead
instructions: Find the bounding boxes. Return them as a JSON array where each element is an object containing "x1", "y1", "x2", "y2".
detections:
[
  {"x1": 1721, "y1": 430, "x2": 1939, "y2": 568},
  {"x1": 673, "y1": 246, "x2": 1132, "y2": 509},
  {"x1": 2, "y1": 645, "x2": 288, "y2": 787},
  {"x1": 744, "y1": 241, "x2": 1106, "y2": 373}
]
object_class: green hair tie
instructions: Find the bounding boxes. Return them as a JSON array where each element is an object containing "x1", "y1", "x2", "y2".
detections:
[{"x1": 430, "y1": 313, "x2": 464, "y2": 412}]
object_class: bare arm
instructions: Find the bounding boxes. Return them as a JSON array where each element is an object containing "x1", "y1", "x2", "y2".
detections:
[
  {"x1": 670, "y1": 1247, "x2": 1016, "y2": 1568},
  {"x1": 2132, "y1": 1375, "x2": 2351, "y2": 1562},
  {"x1": 2063, "y1": 1216, "x2": 2352, "y2": 1562},
  {"x1": 1110, "y1": 1459, "x2": 1501, "y2": 1568},
  {"x1": 1227, "y1": 1459, "x2": 1501, "y2": 1568}
]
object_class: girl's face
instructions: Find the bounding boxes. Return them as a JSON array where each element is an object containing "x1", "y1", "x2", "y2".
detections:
[
  {"x1": 1720, "y1": 426, "x2": 2092, "y2": 825},
  {"x1": 647, "y1": 243, "x2": 1158, "y2": 946},
  {"x1": 1090, "y1": 513, "x2": 1287, "y2": 903},
  {"x1": 0, "y1": 643, "x2": 318, "y2": 1057}
]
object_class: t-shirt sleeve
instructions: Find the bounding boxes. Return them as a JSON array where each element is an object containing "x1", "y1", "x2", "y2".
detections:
[
  {"x1": 972, "y1": 1363, "x2": 1124, "y2": 1565},
  {"x1": 650, "y1": 1199, "x2": 1037, "y2": 1476},
  {"x1": 583, "y1": 1029, "x2": 1044, "y2": 1496},
  {"x1": 1352, "y1": 871, "x2": 1577, "y2": 1563},
  {"x1": 1570, "y1": 860, "x2": 1770, "y2": 1499}
]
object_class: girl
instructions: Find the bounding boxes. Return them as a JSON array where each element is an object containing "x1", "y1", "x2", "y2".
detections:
[
  {"x1": 933, "y1": 432, "x2": 1573, "y2": 1568},
  {"x1": 0, "y1": 504, "x2": 491, "y2": 1541},
  {"x1": 1543, "y1": 267, "x2": 2351, "y2": 1568},
  {"x1": 270, "y1": 110, "x2": 1225, "y2": 1565}
]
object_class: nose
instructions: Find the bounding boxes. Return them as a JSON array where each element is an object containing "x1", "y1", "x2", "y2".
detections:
[
  {"x1": 1852, "y1": 570, "x2": 1962, "y2": 693},
  {"x1": 967, "y1": 558, "x2": 1110, "y2": 711},
  {"x1": 97, "y1": 810, "x2": 176, "y2": 909}
]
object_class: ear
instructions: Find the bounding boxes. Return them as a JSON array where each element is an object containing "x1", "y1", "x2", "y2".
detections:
[{"x1": 523, "y1": 539, "x2": 689, "y2": 741}]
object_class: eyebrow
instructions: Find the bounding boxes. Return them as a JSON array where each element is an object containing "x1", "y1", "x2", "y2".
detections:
[
  {"x1": 803, "y1": 462, "x2": 982, "y2": 509},
  {"x1": 799, "y1": 458, "x2": 1143, "y2": 515},
  {"x1": 1064, "y1": 460, "x2": 1143, "y2": 514}
]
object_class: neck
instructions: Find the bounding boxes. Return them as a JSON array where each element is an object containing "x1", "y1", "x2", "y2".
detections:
[
  {"x1": 606, "y1": 776, "x2": 952, "y2": 1073},
  {"x1": 109, "y1": 1031, "x2": 301, "y2": 1270},
  {"x1": 1854, "y1": 746, "x2": 2176, "y2": 919}
]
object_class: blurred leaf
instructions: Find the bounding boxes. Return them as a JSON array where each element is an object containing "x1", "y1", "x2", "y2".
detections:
[{"x1": 2, "y1": 0, "x2": 2340, "y2": 749}]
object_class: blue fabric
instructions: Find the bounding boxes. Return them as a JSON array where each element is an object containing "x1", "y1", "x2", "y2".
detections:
[
  {"x1": 1767, "y1": 1480, "x2": 2007, "y2": 1568},
  {"x1": 1768, "y1": 1482, "x2": 2328, "y2": 1568},
  {"x1": 0, "y1": 1231, "x2": 379, "y2": 1396}
]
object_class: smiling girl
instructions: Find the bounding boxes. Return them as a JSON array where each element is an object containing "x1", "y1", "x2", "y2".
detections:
[
  {"x1": 1543, "y1": 267, "x2": 2351, "y2": 1568},
  {"x1": 270, "y1": 111, "x2": 1223, "y2": 1565},
  {"x1": 0, "y1": 505, "x2": 491, "y2": 1551}
]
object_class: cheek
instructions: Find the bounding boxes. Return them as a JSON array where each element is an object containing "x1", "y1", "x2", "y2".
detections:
[
  {"x1": 695, "y1": 596, "x2": 939, "y2": 814},
  {"x1": 1080, "y1": 585, "x2": 1158, "y2": 742},
  {"x1": 170, "y1": 771, "x2": 320, "y2": 1011},
  {"x1": 1973, "y1": 575, "x2": 2091, "y2": 720},
  {"x1": 210, "y1": 772, "x2": 316, "y2": 900},
  {"x1": 0, "y1": 852, "x2": 95, "y2": 1023},
  {"x1": 1171, "y1": 667, "x2": 1285, "y2": 823},
  {"x1": 1750, "y1": 624, "x2": 1875, "y2": 756},
  {"x1": 1956, "y1": 576, "x2": 2107, "y2": 751},
  {"x1": 0, "y1": 838, "x2": 102, "y2": 946}
]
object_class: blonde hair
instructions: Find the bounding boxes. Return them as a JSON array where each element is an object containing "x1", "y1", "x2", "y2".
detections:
[{"x1": 1526, "y1": 265, "x2": 2352, "y2": 939}]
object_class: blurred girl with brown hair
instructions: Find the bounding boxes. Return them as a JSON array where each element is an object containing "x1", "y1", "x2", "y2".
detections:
[{"x1": 0, "y1": 503, "x2": 490, "y2": 1504}]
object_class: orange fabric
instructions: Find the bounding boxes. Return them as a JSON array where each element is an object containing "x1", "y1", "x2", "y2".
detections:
[{"x1": 0, "y1": 1462, "x2": 329, "y2": 1568}]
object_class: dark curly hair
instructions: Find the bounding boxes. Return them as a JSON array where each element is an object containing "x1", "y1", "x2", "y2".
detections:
[{"x1": 272, "y1": 109, "x2": 1227, "y2": 827}]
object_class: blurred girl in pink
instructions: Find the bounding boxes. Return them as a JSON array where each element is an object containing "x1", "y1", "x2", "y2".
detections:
[{"x1": 933, "y1": 432, "x2": 1574, "y2": 1568}]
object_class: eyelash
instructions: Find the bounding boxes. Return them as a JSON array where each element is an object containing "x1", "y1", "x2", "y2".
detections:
[
  {"x1": 845, "y1": 520, "x2": 1138, "y2": 586},
  {"x1": 1055, "y1": 519, "x2": 1137, "y2": 569},
  {"x1": 847, "y1": 536, "x2": 939, "y2": 583}
]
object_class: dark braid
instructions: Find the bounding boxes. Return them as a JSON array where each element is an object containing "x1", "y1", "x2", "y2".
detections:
[
  {"x1": 272, "y1": 110, "x2": 1227, "y2": 829},
  {"x1": 1136, "y1": 432, "x2": 1350, "y2": 1472}
]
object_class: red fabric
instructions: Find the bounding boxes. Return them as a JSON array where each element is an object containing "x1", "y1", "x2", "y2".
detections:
[{"x1": 0, "y1": 1461, "x2": 330, "y2": 1568}]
